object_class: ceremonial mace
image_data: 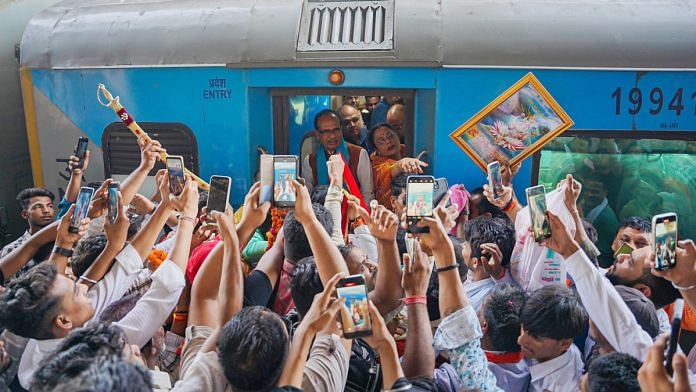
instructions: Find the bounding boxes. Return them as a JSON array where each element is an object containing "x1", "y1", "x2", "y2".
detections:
[{"x1": 97, "y1": 84, "x2": 210, "y2": 190}]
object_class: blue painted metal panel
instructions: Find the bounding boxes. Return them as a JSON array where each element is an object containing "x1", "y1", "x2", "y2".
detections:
[{"x1": 32, "y1": 67, "x2": 695, "y2": 204}]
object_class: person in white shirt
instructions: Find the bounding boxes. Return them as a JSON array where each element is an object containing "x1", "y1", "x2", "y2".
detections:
[
  {"x1": 518, "y1": 284, "x2": 588, "y2": 392},
  {"x1": 0, "y1": 173, "x2": 198, "y2": 389}
]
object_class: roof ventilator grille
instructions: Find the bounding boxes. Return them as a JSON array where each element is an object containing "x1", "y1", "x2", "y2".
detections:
[{"x1": 297, "y1": 1, "x2": 394, "y2": 52}]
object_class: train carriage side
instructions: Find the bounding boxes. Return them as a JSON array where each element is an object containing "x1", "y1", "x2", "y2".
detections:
[{"x1": 18, "y1": 0, "x2": 696, "y2": 242}]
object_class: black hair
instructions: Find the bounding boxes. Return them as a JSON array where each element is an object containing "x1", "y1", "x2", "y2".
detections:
[
  {"x1": 313, "y1": 109, "x2": 340, "y2": 131},
  {"x1": 71, "y1": 235, "x2": 108, "y2": 279},
  {"x1": 619, "y1": 216, "x2": 652, "y2": 234},
  {"x1": 367, "y1": 122, "x2": 397, "y2": 150},
  {"x1": 218, "y1": 306, "x2": 289, "y2": 392},
  {"x1": 127, "y1": 214, "x2": 146, "y2": 240},
  {"x1": 311, "y1": 185, "x2": 329, "y2": 205},
  {"x1": 283, "y1": 204, "x2": 334, "y2": 263},
  {"x1": 32, "y1": 323, "x2": 127, "y2": 391},
  {"x1": 51, "y1": 355, "x2": 152, "y2": 392},
  {"x1": 483, "y1": 284, "x2": 527, "y2": 352},
  {"x1": 470, "y1": 187, "x2": 506, "y2": 220},
  {"x1": 391, "y1": 173, "x2": 408, "y2": 198},
  {"x1": 98, "y1": 292, "x2": 143, "y2": 324},
  {"x1": 520, "y1": 285, "x2": 588, "y2": 340},
  {"x1": 198, "y1": 190, "x2": 209, "y2": 215},
  {"x1": 608, "y1": 269, "x2": 681, "y2": 309},
  {"x1": 16, "y1": 187, "x2": 55, "y2": 210},
  {"x1": 0, "y1": 262, "x2": 60, "y2": 339},
  {"x1": 290, "y1": 257, "x2": 324, "y2": 317},
  {"x1": 449, "y1": 236, "x2": 470, "y2": 280},
  {"x1": 587, "y1": 352, "x2": 641, "y2": 392},
  {"x1": 463, "y1": 217, "x2": 516, "y2": 268}
]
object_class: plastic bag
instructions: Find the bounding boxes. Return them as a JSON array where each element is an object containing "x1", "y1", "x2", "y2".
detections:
[{"x1": 510, "y1": 185, "x2": 577, "y2": 293}]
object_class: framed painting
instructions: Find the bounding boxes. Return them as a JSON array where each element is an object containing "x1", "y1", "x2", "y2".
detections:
[{"x1": 450, "y1": 73, "x2": 574, "y2": 171}]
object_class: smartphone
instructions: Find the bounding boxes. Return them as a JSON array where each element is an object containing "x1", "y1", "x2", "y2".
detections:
[
  {"x1": 166, "y1": 156, "x2": 186, "y2": 196},
  {"x1": 108, "y1": 182, "x2": 120, "y2": 224},
  {"x1": 653, "y1": 213, "x2": 678, "y2": 271},
  {"x1": 70, "y1": 187, "x2": 95, "y2": 233},
  {"x1": 433, "y1": 178, "x2": 451, "y2": 208},
  {"x1": 336, "y1": 274, "x2": 373, "y2": 339},
  {"x1": 273, "y1": 155, "x2": 298, "y2": 208},
  {"x1": 406, "y1": 176, "x2": 434, "y2": 233},
  {"x1": 259, "y1": 155, "x2": 274, "y2": 205},
  {"x1": 665, "y1": 299, "x2": 684, "y2": 375},
  {"x1": 613, "y1": 241, "x2": 635, "y2": 259},
  {"x1": 487, "y1": 161, "x2": 503, "y2": 200},
  {"x1": 74, "y1": 137, "x2": 89, "y2": 169},
  {"x1": 526, "y1": 185, "x2": 551, "y2": 242},
  {"x1": 207, "y1": 175, "x2": 231, "y2": 221}
]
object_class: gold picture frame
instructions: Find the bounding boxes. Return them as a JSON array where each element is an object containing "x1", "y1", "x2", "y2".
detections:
[{"x1": 450, "y1": 72, "x2": 574, "y2": 171}]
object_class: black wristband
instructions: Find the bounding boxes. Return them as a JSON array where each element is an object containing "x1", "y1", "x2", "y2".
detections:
[
  {"x1": 53, "y1": 246, "x2": 74, "y2": 258},
  {"x1": 435, "y1": 262, "x2": 460, "y2": 273}
]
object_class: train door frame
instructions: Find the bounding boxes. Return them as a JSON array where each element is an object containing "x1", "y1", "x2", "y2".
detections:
[{"x1": 269, "y1": 88, "x2": 416, "y2": 157}]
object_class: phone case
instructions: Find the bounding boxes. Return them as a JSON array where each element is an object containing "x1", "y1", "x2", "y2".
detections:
[
  {"x1": 433, "y1": 178, "x2": 451, "y2": 208},
  {"x1": 259, "y1": 155, "x2": 274, "y2": 205}
]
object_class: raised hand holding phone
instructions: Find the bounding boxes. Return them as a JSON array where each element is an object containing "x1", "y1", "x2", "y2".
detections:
[
  {"x1": 74, "y1": 137, "x2": 89, "y2": 170},
  {"x1": 406, "y1": 175, "x2": 435, "y2": 233},
  {"x1": 107, "y1": 182, "x2": 120, "y2": 223},
  {"x1": 487, "y1": 161, "x2": 503, "y2": 200},
  {"x1": 166, "y1": 156, "x2": 186, "y2": 196},
  {"x1": 336, "y1": 274, "x2": 373, "y2": 339},
  {"x1": 638, "y1": 333, "x2": 691, "y2": 392},
  {"x1": 206, "y1": 175, "x2": 231, "y2": 223},
  {"x1": 653, "y1": 213, "x2": 678, "y2": 271},
  {"x1": 103, "y1": 190, "x2": 129, "y2": 247},
  {"x1": 70, "y1": 187, "x2": 95, "y2": 233},
  {"x1": 526, "y1": 185, "x2": 552, "y2": 242},
  {"x1": 273, "y1": 155, "x2": 299, "y2": 208}
]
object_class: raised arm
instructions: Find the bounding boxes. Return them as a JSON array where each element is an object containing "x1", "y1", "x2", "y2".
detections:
[
  {"x1": 651, "y1": 240, "x2": 696, "y2": 315},
  {"x1": 120, "y1": 139, "x2": 165, "y2": 206},
  {"x1": 80, "y1": 192, "x2": 130, "y2": 287},
  {"x1": 365, "y1": 300, "x2": 405, "y2": 389},
  {"x1": 235, "y1": 182, "x2": 271, "y2": 250},
  {"x1": 49, "y1": 205, "x2": 90, "y2": 275},
  {"x1": 0, "y1": 221, "x2": 58, "y2": 280},
  {"x1": 278, "y1": 273, "x2": 345, "y2": 388},
  {"x1": 291, "y1": 180, "x2": 348, "y2": 283},
  {"x1": 325, "y1": 155, "x2": 346, "y2": 245},
  {"x1": 129, "y1": 171, "x2": 176, "y2": 261},
  {"x1": 400, "y1": 240, "x2": 435, "y2": 378},
  {"x1": 214, "y1": 209, "x2": 243, "y2": 326},
  {"x1": 358, "y1": 203, "x2": 403, "y2": 315},
  {"x1": 64, "y1": 151, "x2": 89, "y2": 203}
]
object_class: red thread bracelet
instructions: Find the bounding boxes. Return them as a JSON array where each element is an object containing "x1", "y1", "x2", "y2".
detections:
[{"x1": 403, "y1": 295, "x2": 427, "y2": 305}]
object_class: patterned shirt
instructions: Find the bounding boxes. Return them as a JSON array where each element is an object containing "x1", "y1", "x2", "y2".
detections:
[
  {"x1": 271, "y1": 260, "x2": 296, "y2": 316},
  {"x1": 0, "y1": 231, "x2": 34, "y2": 281},
  {"x1": 433, "y1": 305, "x2": 502, "y2": 391}
]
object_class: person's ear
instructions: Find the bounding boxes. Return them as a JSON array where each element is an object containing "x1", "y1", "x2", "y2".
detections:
[
  {"x1": 633, "y1": 283, "x2": 652, "y2": 299},
  {"x1": 55, "y1": 313, "x2": 73, "y2": 332},
  {"x1": 481, "y1": 319, "x2": 489, "y2": 334},
  {"x1": 559, "y1": 338, "x2": 573, "y2": 351},
  {"x1": 20, "y1": 210, "x2": 29, "y2": 220}
]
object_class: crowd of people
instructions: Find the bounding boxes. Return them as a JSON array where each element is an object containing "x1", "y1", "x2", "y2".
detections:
[{"x1": 0, "y1": 95, "x2": 694, "y2": 392}]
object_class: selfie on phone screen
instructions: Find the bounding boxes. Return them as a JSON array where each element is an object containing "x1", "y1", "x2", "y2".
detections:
[
  {"x1": 337, "y1": 278, "x2": 371, "y2": 338},
  {"x1": 653, "y1": 213, "x2": 678, "y2": 270},
  {"x1": 71, "y1": 187, "x2": 94, "y2": 231},
  {"x1": 274, "y1": 160, "x2": 296, "y2": 203},
  {"x1": 167, "y1": 157, "x2": 186, "y2": 196},
  {"x1": 527, "y1": 185, "x2": 551, "y2": 242},
  {"x1": 407, "y1": 181, "x2": 434, "y2": 218}
]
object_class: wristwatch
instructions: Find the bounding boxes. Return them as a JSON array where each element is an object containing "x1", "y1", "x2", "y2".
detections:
[{"x1": 53, "y1": 246, "x2": 74, "y2": 258}]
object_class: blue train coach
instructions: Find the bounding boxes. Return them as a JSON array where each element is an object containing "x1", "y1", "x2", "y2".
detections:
[{"x1": 18, "y1": 0, "x2": 696, "y2": 239}]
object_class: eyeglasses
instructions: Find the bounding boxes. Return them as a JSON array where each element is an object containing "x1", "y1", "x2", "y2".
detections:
[{"x1": 375, "y1": 132, "x2": 397, "y2": 146}]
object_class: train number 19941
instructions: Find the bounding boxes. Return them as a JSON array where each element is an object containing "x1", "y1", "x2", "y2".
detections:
[{"x1": 611, "y1": 87, "x2": 696, "y2": 116}]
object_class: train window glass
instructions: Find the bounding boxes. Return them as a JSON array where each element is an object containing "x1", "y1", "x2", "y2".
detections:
[
  {"x1": 102, "y1": 122, "x2": 199, "y2": 177},
  {"x1": 537, "y1": 134, "x2": 696, "y2": 266}
]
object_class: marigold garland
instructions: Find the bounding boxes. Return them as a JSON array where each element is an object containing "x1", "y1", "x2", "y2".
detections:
[
  {"x1": 147, "y1": 249, "x2": 168, "y2": 271},
  {"x1": 266, "y1": 208, "x2": 287, "y2": 251}
]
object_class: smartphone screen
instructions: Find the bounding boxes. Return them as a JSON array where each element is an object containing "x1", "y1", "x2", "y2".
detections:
[
  {"x1": 75, "y1": 137, "x2": 89, "y2": 169},
  {"x1": 207, "y1": 176, "x2": 231, "y2": 218},
  {"x1": 407, "y1": 176, "x2": 434, "y2": 218},
  {"x1": 167, "y1": 156, "x2": 186, "y2": 196},
  {"x1": 273, "y1": 156, "x2": 298, "y2": 206},
  {"x1": 336, "y1": 275, "x2": 372, "y2": 338},
  {"x1": 526, "y1": 185, "x2": 551, "y2": 242},
  {"x1": 259, "y1": 155, "x2": 274, "y2": 204},
  {"x1": 70, "y1": 187, "x2": 95, "y2": 232},
  {"x1": 108, "y1": 182, "x2": 120, "y2": 223},
  {"x1": 488, "y1": 161, "x2": 503, "y2": 199},
  {"x1": 653, "y1": 213, "x2": 678, "y2": 271}
]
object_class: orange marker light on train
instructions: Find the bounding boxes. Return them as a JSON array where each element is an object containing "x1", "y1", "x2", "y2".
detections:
[{"x1": 329, "y1": 69, "x2": 345, "y2": 85}]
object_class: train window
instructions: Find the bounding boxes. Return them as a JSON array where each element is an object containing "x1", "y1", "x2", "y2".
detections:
[
  {"x1": 536, "y1": 133, "x2": 695, "y2": 266},
  {"x1": 102, "y1": 122, "x2": 199, "y2": 177}
]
